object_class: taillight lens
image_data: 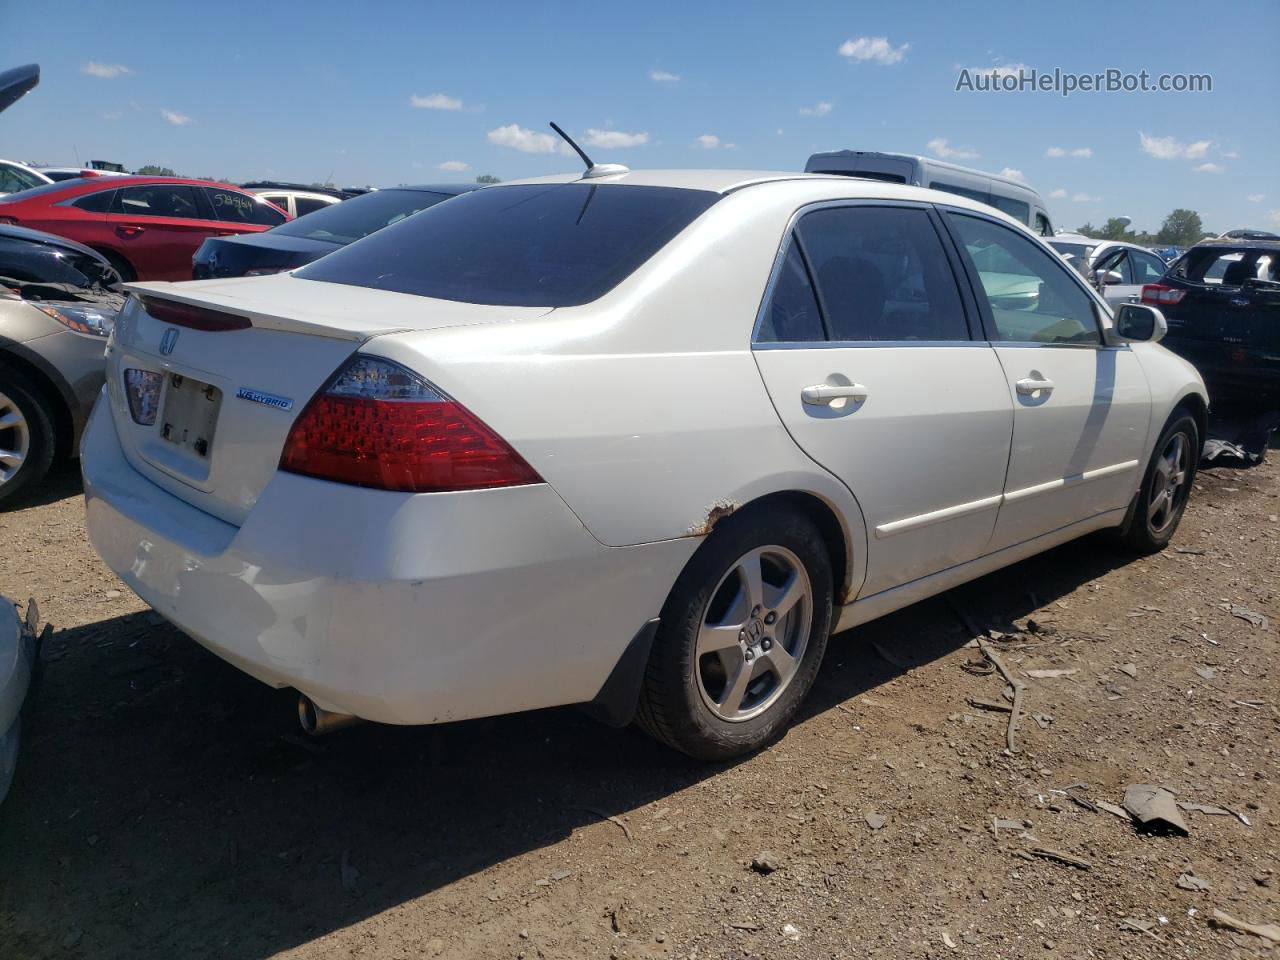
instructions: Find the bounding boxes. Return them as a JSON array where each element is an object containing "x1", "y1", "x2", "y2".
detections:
[
  {"x1": 279, "y1": 356, "x2": 542, "y2": 493},
  {"x1": 124, "y1": 369, "x2": 163, "y2": 425},
  {"x1": 1141, "y1": 284, "x2": 1186, "y2": 306}
]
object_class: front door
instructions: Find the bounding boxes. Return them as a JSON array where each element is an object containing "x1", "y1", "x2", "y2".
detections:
[
  {"x1": 106, "y1": 183, "x2": 218, "y2": 280},
  {"x1": 753, "y1": 202, "x2": 1014, "y2": 597},
  {"x1": 942, "y1": 211, "x2": 1151, "y2": 552}
]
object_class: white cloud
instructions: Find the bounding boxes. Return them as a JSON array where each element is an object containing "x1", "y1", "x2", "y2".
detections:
[
  {"x1": 1045, "y1": 147, "x2": 1066, "y2": 158},
  {"x1": 82, "y1": 62, "x2": 131, "y2": 79},
  {"x1": 582, "y1": 128, "x2": 649, "y2": 148},
  {"x1": 1247, "y1": 193, "x2": 1265, "y2": 203},
  {"x1": 1139, "y1": 131, "x2": 1214, "y2": 161},
  {"x1": 410, "y1": 93, "x2": 463, "y2": 111},
  {"x1": 487, "y1": 123, "x2": 559, "y2": 154},
  {"x1": 1070, "y1": 147, "x2": 1092, "y2": 158},
  {"x1": 1047, "y1": 146, "x2": 1093, "y2": 158},
  {"x1": 438, "y1": 160, "x2": 469, "y2": 171},
  {"x1": 160, "y1": 109, "x2": 191, "y2": 126},
  {"x1": 1072, "y1": 192, "x2": 1100, "y2": 203},
  {"x1": 964, "y1": 62, "x2": 1029, "y2": 78},
  {"x1": 1193, "y1": 162, "x2": 1224, "y2": 174},
  {"x1": 1048, "y1": 188, "x2": 1067, "y2": 199},
  {"x1": 799, "y1": 101, "x2": 833, "y2": 116},
  {"x1": 649, "y1": 70, "x2": 680, "y2": 84},
  {"x1": 1183, "y1": 140, "x2": 1211, "y2": 160},
  {"x1": 926, "y1": 137, "x2": 978, "y2": 161},
  {"x1": 838, "y1": 36, "x2": 909, "y2": 65},
  {"x1": 695, "y1": 134, "x2": 722, "y2": 149},
  {"x1": 1221, "y1": 150, "x2": 1239, "y2": 160},
  {"x1": 999, "y1": 167, "x2": 1026, "y2": 182}
]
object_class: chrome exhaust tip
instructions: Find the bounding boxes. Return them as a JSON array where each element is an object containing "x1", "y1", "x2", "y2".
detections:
[{"x1": 297, "y1": 694, "x2": 362, "y2": 736}]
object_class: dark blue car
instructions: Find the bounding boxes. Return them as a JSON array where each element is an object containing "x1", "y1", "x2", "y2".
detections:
[{"x1": 191, "y1": 183, "x2": 477, "y2": 280}]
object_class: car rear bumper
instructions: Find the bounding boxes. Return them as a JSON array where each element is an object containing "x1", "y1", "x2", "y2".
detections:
[{"x1": 81, "y1": 398, "x2": 695, "y2": 725}]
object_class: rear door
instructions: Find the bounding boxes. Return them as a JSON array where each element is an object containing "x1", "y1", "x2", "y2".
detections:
[
  {"x1": 753, "y1": 201, "x2": 1014, "y2": 597},
  {"x1": 942, "y1": 210, "x2": 1151, "y2": 551},
  {"x1": 202, "y1": 186, "x2": 289, "y2": 233},
  {"x1": 106, "y1": 184, "x2": 217, "y2": 280}
]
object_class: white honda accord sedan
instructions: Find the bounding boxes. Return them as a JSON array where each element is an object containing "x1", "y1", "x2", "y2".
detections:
[{"x1": 82, "y1": 169, "x2": 1207, "y2": 759}]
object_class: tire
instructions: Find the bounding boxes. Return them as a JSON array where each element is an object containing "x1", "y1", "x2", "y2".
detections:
[
  {"x1": 1122, "y1": 410, "x2": 1199, "y2": 553},
  {"x1": 0, "y1": 366, "x2": 57, "y2": 508},
  {"x1": 95, "y1": 249, "x2": 135, "y2": 283},
  {"x1": 636, "y1": 507, "x2": 834, "y2": 761}
]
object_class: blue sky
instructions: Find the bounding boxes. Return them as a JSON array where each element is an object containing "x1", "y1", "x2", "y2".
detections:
[{"x1": 4, "y1": 0, "x2": 1277, "y2": 234}]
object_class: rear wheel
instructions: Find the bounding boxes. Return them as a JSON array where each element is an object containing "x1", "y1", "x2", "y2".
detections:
[
  {"x1": 95, "y1": 249, "x2": 135, "y2": 283},
  {"x1": 1122, "y1": 411, "x2": 1198, "y2": 553},
  {"x1": 636, "y1": 508, "x2": 833, "y2": 761},
  {"x1": 0, "y1": 368, "x2": 56, "y2": 507}
]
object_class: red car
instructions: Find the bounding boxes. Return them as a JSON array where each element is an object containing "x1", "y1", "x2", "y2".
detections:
[{"x1": 0, "y1": 176, "x2": 290, "y2": 281}]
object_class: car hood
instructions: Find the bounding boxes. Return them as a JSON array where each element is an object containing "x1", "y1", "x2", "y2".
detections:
[{"x1": 0, "y1": 222, "x2": 110, "y2": 264}]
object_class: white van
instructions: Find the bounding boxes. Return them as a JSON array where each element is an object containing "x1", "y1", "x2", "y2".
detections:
[{"x1": 805, "y1": 150, "x2": 1055, "y2": 237}]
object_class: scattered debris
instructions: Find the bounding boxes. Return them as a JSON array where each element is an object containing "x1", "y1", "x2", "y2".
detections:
[
  {"x1": 864, "y1": 813, "x2": 887, "y2": 831},
  {"x1": 1031, "y1": 713, "x2": 1053, "y2": 729},
  {"x1": 1025, "y1": 668, "x2": 1078, "y2": 679},
  {"x1": 974, "y1": 638, "x2": 1026, "y2": 753},
  {"x1": 1209, "y1": 908, "x2": 1280, "y2": 944},
  {"x1": 992, "y1": 817, "x2": 1028, "y2": 833},
  {"x1": 1123, "y1": 785, "x2": 1189, "y2": 835},
  {"x1": 750, "y1": 851, "x2": 781, "y2": 874},
  {"x1": 1121, "y1": 917, "x2": 1164, "y2": 941},
  {"x1": 727, "y1": 921, "x2": 760, "y2": 933},
  {"x1": 1220, "y1": 603, "x2": 1270, "y2": 629},
  {"x1": 1193, "y1": 665, "x2": 1217, "y2": 681},
  {"x1": 1179, "y1": 801, "x2": 1251, "y2": 827},
  {"x1": 1176, "y1": 872, "x2": 1211, "y2": 892},
  {"x1": 1116, "y1": 663, "x2": 1138, "y2": 679},
  {"x1": 1094, "y1": 800, "x2": 1133, "y2": 822},
  {"x1": 941, "y1": 931, "x2": 957, "y2": 950},
  {"x1": 967, "y1": 697, "x2": 1012, "y2": 713},
  {"x1": 1173, "y1": 547, "x2": 1206, "y2": 555},
  {"x1": 1027, "y1": 846, "x2": 1091, "y2": 870},
  {"x1": 780, "y1": 923, "x2": 802, "y2": 941}
]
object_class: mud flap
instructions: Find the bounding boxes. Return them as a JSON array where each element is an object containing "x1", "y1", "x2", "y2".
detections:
[{"x1": 580, "y1": 619, "x2": 660, "y2": 727}]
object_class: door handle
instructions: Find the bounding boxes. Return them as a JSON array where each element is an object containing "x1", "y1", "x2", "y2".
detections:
[
  {"x1": 802, "y1": 383, "x2": 868, "y2": 405},
  {"x1": 115, "y1": 224, "x2": 146, "y2": 238},
  {"x1": 1015, "y1": 375, "x2": 1055, "y2": 396}
]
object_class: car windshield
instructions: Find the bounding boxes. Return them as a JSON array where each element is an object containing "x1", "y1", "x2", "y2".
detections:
[
  {"x1": 271, "y1": 189, "x2": 453, "y2": 245},
  {"x1": 1049, "y1": 241, "x2": 1096, "y2": 261},
  {"x1": 296, "y1": 183, "x2": 721, "y2": 307}
]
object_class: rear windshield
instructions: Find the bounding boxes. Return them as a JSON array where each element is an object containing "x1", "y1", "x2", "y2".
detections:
[
  {"x1": 0, "y1": 179, "x2": 80, "y2": 202},
  {"x1": 296, "y1": 183, "x2": 721, "y2": 306},
  {"x1": 1172, "y1": 247, "x2": 1280, "y2": 285},
  {"x1": 272, "y1": 188, "x2": 453, "y2": 245}
]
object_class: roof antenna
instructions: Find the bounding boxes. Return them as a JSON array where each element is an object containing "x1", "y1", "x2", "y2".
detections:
[{"x1": 549, "y1": 122, "x2": 629, "y2": 179}]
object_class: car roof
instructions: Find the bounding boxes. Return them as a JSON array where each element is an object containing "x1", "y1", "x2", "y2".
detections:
[
  {"x1": 387, "y1": 183, "x2": 479, "y2": 196},
  {"x1": 37, "y1": 175, "x2": 261, "y2": 192},
  {"x1": 496, "y1": 169, "x2": 830, "y2": 194},
  {"x1": 1190, "y1": 238, "x2": 1280, "y2": 252}
]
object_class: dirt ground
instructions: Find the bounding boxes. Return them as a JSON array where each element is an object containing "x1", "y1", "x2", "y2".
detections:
[{"x1": 0, "y1": 455, "x2": 1276, "y2": 960}]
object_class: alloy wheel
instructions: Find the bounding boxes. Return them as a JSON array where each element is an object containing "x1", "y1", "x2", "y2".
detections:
[
  {"x1": 1147, "y1": 431, "x2": 1190, "y2": 533},
  {"x1": 0, "y1": 389, "x2": 30, "y2": 486},
  {"x1": 694, "y1": 545, "x2": 812, "y2": 723}
]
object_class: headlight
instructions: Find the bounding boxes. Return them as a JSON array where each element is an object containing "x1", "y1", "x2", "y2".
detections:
[{"x1": 33, "y1": 302, "x2": 117, "y2": 338}]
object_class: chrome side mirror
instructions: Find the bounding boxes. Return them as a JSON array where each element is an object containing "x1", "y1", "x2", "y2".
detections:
[{"x1": 1112, "y1": 303, "x2": 1167, "y2": 343}]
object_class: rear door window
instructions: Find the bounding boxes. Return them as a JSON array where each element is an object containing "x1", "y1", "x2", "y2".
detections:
[
  {"x1": 756, "y1": 241, "x2": 825, "y2": 343},
  {"x1": 112, "y1": 184, "x2": 204, "y2": 220},
  {"x1": 1130, "y1": 250, "x2": 1168, "y2": 284},
  {"x1": 204, "y1": 187, "x2": 287, "y2": 226},
  {"x1": 297, "y1": 183, "x2": 720, "y2": 306},
  {"x1": 293, "y1": 196, "x2": 331, "y2": 216},
  {"x1": 989, "y1": 194, "x2": 1031, "y2": 226},
  {"x1": 795, "y1": 205, "x2": 970, "y2": 342},
  {"x1": 71, "y1": 189, "x2": 116, "y2": 213}
]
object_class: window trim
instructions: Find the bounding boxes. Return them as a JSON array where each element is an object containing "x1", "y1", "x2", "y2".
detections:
[
  {"x1": 936, "y1": 205, "x2": 1112, "y2": 349},
  {"x1": 751, "y1": 198, "x2": 983, "y2": 350}
]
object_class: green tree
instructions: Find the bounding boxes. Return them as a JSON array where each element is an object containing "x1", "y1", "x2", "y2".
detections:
[
  {"x1": 134, "y1": 165, "x2": 176, "y2": 176},
  {"x1": 1098, "y1": 217, "x2": 1136, "y2": 241},
  {"x1": 475, "y1": 174, "x2": 501, "y2": 184},
  {"x1": 1076, "y1": 222, "x2": 1099, "y2": 237},
  {"x1": 1156, "y1": 209, "x2": 1205, "y2": 247}
]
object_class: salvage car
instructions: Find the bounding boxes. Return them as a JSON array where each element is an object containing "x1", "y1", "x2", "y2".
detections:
[
  {"x1": 192, "y1": 184, "x2": 476, "y2": 279},
  {"x1": 240, "y1": 182, "x2": 350, "y2": 219},
  {"x1": 1143, "y1": 238, "x2": 1280, "y2": 405},
  {"x1": 0, "y1": 158, "x2": 51, "y2": 196},
  {"x1": 1049, "y1": 234, "x2": 1171, "y2": 308},
  {"x1": 0, "y1": 176, "x2": 289, "y2": 281},
  {"x1": 82, "y1": 169, "x2": 1206, "y2": 760},
  {"x1": 0, "y1": 223, "x2": 121, "y2": 503}
]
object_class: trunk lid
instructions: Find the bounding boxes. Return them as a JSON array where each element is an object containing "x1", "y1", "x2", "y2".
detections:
[{"x1": 106, "y1": 275, "x2": 552, "y2": 525}]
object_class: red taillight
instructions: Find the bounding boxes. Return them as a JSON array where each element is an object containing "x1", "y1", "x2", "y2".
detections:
[
  {"x1": 1141, "y1": 284, "x2": 1186, "y2": 307},
  {"x1": 138, "y1": 295, "x2": 251, "y2": 331},
  {"x1": 279, "y1": 356, "x2": 542, "y2": 493}
]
